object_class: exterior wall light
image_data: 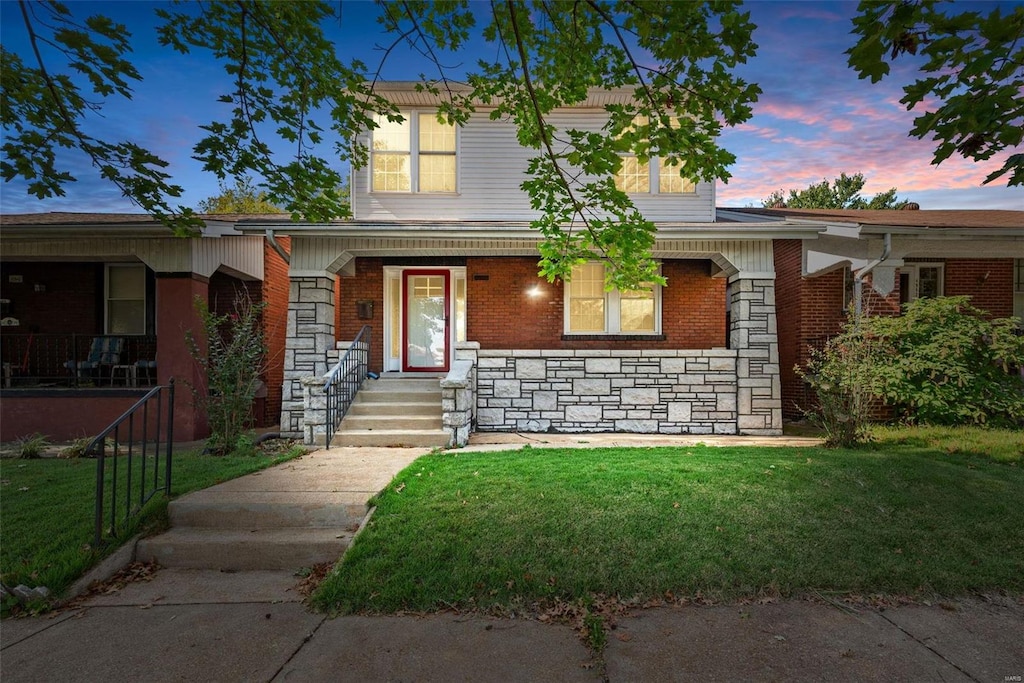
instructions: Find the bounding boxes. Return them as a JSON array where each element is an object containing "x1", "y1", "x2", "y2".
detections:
[{"x1": 527, "y1": 284, "x2": 543, "y2": 297}]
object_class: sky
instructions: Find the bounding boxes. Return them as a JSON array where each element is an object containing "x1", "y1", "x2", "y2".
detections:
[{"x1": 1, "y1": 0, "x2": 1021, "y2": 214}]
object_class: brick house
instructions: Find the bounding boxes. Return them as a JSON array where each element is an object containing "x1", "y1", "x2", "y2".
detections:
[
  {"x1": 0, "y1": 213, "x2": 290, "y2": 442},
  {"x1": 719, "y1": 208, "x2": 1024, "y2": 420},
  {"x1": 236, "y1": 84, "x2": 842, "y2": 445}
]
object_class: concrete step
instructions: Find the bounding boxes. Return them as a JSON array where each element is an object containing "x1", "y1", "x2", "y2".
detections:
[
  {"x1": 136, "y1": 528, "x2": 353, "y2": 571},
  {"x1": 341, "y1": 415, "x2": 442, "y2": 431},
  {"x1": 168, "y1": 491, "x2": 368, "y2": 530},
  {"x1": 332, "y1": 429, "x2": 450, "y2": 448},
  {"x1": 347, "y1": 401, "x2": 441, "y2": 417},
  {"x1": 361, "y1": 378, "x2": 442, "y2": 394},
  {"x1": 355, "y1": 390, "x2": 441, "y2": 404}
]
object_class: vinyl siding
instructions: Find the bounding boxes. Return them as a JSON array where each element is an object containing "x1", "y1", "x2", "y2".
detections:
[{"x1": 353, "y1": 110, "x2": 715, "y2": 223}]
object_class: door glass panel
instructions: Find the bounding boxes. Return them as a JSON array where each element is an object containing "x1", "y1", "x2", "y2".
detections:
[
  {"x1": 918, "y1": 267, "x2": 941, "y2": 299},
  {"x1": 406, "y1": 275, "x2": 447, "y2": 369}
]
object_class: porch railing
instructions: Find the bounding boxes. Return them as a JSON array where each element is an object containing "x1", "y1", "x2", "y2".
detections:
[
  {"x1": 0, "y1": 333, "x2": 157, "y2": 388},
  {"x1": 91, "y1": 380, "x2": 175, "y2": 546},
  {"x1": 324, "y1": 326, "x2": 371, "y2": 448}
]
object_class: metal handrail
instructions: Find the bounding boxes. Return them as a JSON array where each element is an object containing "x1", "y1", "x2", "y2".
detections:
[
  {"x1": 324, "y1": 326, "x2": 371, "y2": 448},
  {"x1": 91, "y1": 379, "x2": 175, "y2": 546}
]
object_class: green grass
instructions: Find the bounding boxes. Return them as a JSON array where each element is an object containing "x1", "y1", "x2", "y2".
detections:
[
  {"x1": 871, "y1": 424, "x2": 1024, "y2": 463},
  {"x1": 313, "y1": 443, "x2": 1024, "y2": 614},
  {"x1": 1, "y1": 447, "x2": 303, "y2": 603}
]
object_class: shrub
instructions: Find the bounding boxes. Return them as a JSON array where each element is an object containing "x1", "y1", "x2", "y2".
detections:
[
  {"x1": 185, "y1": 292, "x2": 267, "y2": 455},
  {"x1": 15, "y1": 433, "x2": 50, "y2": 459},
  {"x1": 859, "y1": 297, "x2": 1024, "y2": 426}
]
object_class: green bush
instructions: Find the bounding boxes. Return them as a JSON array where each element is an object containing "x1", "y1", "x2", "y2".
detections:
[{"x1": 860, "y1": 296, "x2": 1024, "y2": 426}]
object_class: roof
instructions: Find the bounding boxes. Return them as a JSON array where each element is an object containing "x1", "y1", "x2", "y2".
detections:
[
  {"x1": 0, "y1": 211, "x2": 293, "y2": 228},
  {"x1": 723, "y1": 208, "x2": 1024, "y2": 230}
]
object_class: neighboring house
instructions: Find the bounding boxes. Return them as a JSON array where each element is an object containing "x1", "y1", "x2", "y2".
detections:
[
  {"x1": 719, "y1": 208, "x2": 1024, "y2": 419},
  {"x1": 0, "y1": 213, "x2": 290, "y2": 442},
  {"x1": 236, "y1": 83, "x2": 835, "y2": 443}
]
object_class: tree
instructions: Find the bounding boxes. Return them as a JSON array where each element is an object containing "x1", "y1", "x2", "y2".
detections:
[
  {"x1": 2, "y1": 0, "x2": 760, "y2": 290},
  {"x1": 196, "y1": 176, "x2": 284, "y2": 214},
  {"x1": 762, "y1": 173, "x2": 909, "y2": 209},
  {"x1": 847, "y1": 0, "x2": 1024, "y2": 186}
]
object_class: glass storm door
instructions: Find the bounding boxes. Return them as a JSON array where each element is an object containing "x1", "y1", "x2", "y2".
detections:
[{"x1": 402, "y1": 271, "x2": 450, "y2": 372}]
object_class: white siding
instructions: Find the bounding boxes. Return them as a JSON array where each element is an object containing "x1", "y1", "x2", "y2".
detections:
[{"x1": 353, "y1": 110, "x2": 715, "y2": 223}]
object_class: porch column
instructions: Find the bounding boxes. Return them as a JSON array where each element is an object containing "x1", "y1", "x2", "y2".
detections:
[
  {"x1": 729, "y1": 277, "x2": 782, "y2": 435},
  {"x1": 280, "y1": 275, "x2": 336, "y2": 438},
  {"x1": 155, "y1": 273, "x2": 210, "y2": 441}
]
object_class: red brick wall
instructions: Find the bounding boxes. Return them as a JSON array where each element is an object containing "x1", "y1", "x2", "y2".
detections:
[
  {"x1": 262, "y1": 236, "x2": 290, "y2": 428},
  {"x1": 338, "y1": 258, "x2": 385, "y2": 372},
  {"x1": 0, "y1": 262, "x2": 101, "y2": 333},
  {"x1": 0, "y1": 393, "x2": 149, "y2": 442},
  {"x1": 466, "y1": 257, "x2": 725, "y2": 350},
  {"x1": 773, "y1": 241, "x2": 806, "y2": 418},
  {"x1": 943, "y1": 258, "x2": 1014, "y2": 318}
]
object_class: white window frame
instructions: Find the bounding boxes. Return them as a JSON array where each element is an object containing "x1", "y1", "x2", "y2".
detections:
[
  {"x1": 901, "y1": 263, "x2": 944, "y2": 302},
  {"x1": 105, "y1": 263, "x2": 147, "y2": 335},
  {"x1": 563, "y1": 262, "x2": 662, "y2": 335},
  {"x1": 614, "y1": 116, "x2": 696, "y2": 195},
  {"x1": 370, "y1": 111, "x2": 458, "y2": 194}
]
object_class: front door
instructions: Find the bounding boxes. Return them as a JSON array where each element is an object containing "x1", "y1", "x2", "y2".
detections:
[{"x1": 402, "y1": 271, "x2": 450, "y2": 372}]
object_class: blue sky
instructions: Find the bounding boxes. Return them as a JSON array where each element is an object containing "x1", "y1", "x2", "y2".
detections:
[{"x1": 1, "y1": 0, "x2": 1021, "y2": 214}]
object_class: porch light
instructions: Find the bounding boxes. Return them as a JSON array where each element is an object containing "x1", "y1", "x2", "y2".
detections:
[{"x1": 527, "y1": 284, "x2": 543, "y2": 298}]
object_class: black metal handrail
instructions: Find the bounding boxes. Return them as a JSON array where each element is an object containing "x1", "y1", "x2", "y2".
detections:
[
  {"x1": 325, "y1": 326, "x2": 371, "y2": 448},
  {"x1": 91, "y1": 379, "x2": 175, "y2": 546}
]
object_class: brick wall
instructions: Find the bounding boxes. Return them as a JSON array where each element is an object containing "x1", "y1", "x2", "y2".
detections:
[
  {"x1": 466, "y1": 257, "x2": 725, "y2": 350},
  {"x1": 0, "y1": 262, "x2": 101, "y2": 333},
  {"x1": 337, "y1": 257, "x2": 385, "y2": 372},
  {"x1": 773, "y1": 241, "x2": 804, "y2": 419},
  {"x1": 263, "y1": 236, "x2": 291, "y2": 427},
  {"x1": 944, "y1": 258, "x2": 1014, "y2": 317}
]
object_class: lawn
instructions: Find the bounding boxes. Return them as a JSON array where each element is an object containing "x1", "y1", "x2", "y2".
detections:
[
  {"x1": 313, "y1": 441, "x2": 1024, "y2": 614},
  {"x1": 1, "y1": 446, "x2": 303, "y2": 603}
]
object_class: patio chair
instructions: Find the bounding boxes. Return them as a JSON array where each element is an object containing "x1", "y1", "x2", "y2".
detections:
[
  {"x1": 134, "y1": 359, "x2": 157, "y2": 385},
  {"x1": 64, "y1": 337, "x2": 123, "y2": 384}
]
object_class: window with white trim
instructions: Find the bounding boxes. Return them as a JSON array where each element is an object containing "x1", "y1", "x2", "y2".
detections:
[
  {"x1": 565, "y1": 262, "x2": 660, "y2": 334},
  {"x1": 106, "y1": 264, "x2": 146, "y2": 335},
  {"x1": 371, "y1": 112, "x2": 456, "y2": 193},
  {"x1": 614, "y1": 116, "x2": 695, "y2": 195},
  {"x1": 899, "y1": 263, "x2": 944, "y2": 304}
]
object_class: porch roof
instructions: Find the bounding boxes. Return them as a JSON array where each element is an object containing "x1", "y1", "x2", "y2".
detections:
[{"x1": 719, "y1": 208, "x2": 1024, "y2": 237}]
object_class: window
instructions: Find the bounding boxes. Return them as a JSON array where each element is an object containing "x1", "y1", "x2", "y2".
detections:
[
  {"x1": 899, "y1": 263, "x2": 944, "y2": 305},
  {"x1": 1014, "y1": 259, "x2": 1024, "y2": 324},
  {"x1": 106, "y1": 264, "x2": 146, "y2": 335},
  {"x1": 371, "y1": 112, "x2": 456, "y2": 193},
  {"x1": 614, "y1": 116, "x2": 695, "y2": 195},
  {"x1": 565, "y1": 262, "x2": 660, "y2": 335}
]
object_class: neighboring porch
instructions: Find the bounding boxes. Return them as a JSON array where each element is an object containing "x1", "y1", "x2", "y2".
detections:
[{"x1": 272, "y1": 228, "x2": 801, "y2": 445}]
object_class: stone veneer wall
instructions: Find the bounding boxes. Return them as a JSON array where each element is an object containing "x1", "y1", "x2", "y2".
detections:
[
  {"x1": 474, "y1": 349, "x2": 739, "y2": 434},
  {"x1": 280, "y1": 276, "x2": 336, "y2": 438},
  {"x1": 730, "y1": 278, "x2": 782, "y2": 435}
]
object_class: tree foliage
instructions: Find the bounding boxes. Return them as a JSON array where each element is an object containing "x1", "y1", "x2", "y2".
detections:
[
  {"x1": 848, "y1": 0, "x2": 1024, "y2": 186},
  {"x1": 763, "y1": 172, "x2": 908, "y2": 210},
  {"x1": 196, "y1": 176, "x2": 284, "y2": 214},
  {"x1": 3, "y1": 0, "x2": 759, "y2": 290}
]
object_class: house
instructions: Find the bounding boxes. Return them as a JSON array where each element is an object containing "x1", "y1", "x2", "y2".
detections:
[
  {"x1": 0, "y1": 213, "x2": 290, "y2": 442},
  {"x1": 719, "y1": 208, "x2": 1024, "y2": 419},
  {"x1": 234, "y1": 83, "x2": 841, "y2": 444}
]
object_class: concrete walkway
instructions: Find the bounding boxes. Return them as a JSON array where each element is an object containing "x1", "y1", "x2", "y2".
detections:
[{"x1": 3, "y1": 436, "x2": 1022, "y2": 682}]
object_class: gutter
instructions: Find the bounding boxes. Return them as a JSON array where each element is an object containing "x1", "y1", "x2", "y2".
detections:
[
  {"x1": 265, "y1": 229, "x2": 290, "y2": 265},
  {"x1": 853, "y1": 232, "x2": 891, "y2": 320}
]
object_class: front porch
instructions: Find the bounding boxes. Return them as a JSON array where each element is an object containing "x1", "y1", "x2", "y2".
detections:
[{"x1": 270, "y1": 227, "x2": 797, "y2": 445}]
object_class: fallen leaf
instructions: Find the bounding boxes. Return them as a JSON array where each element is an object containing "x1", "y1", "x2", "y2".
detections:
[{"x1": 616, "y1": 633, "x2": 633, "y2": 642}]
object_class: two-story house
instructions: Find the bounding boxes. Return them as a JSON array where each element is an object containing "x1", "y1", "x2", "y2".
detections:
[{"x1": 239, "y1": 83, "x2": 826, "y2": 444}]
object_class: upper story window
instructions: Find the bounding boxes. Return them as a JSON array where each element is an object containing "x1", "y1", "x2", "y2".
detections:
[
  {"x1": 106, "y1": 264, "x2": 147, "y2": 335},
  {"x1": 371, "y1": 112, "x2": 456, "y2": 193},
  {"x1": 565, "y1": 262, "x2": 660, "y2": 335},
  {"x1": 614, "y1": 116, "x2": 695, "y2": 195}
]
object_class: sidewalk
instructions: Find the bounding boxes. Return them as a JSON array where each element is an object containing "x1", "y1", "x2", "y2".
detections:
[{"x1": 2, "y1": 436, "x2": 1021, "y2": 682}]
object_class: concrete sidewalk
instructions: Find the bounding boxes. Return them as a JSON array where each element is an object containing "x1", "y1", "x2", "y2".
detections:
[
  {"x1": 2, "y1": 569, "x2": 1020, "y2": 682},
  {"x1": 3, "y1": 437, "x2": 1021, "y2": 682}
]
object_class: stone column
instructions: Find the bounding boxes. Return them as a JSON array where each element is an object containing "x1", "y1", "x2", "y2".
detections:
[
  {"x1": 280, "y1": 276, "x2": 336, "y2": 438},
  {"x1": 730, "y1": 277, "x2": 782, "y2": 435}
]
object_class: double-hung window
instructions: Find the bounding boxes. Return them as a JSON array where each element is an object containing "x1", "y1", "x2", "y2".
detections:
[
  {"x1": 614, "y1": 116, "x2": 695, "y2": 195},
  {"x1": 106, "y1": 264, "x2": 146, "y2": 335},
  {"x1": 565, "y1": 262, "x2": 660, "y2": 335},
  {"x1": 371, "y1": 112, "x2": 456, "y2": 193}
]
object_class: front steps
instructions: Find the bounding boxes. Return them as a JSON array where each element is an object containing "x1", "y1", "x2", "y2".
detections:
[{"x1": 334, "y1": 376, "x2": 449, "y2": 448}]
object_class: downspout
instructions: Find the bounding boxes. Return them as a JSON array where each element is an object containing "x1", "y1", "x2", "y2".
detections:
[
  {"x1": 853, "y1": 232, "x2": 891, "y2": 322},
  {"x1": 265, "y1": 229, "x2": 290, "y2": 265}
]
